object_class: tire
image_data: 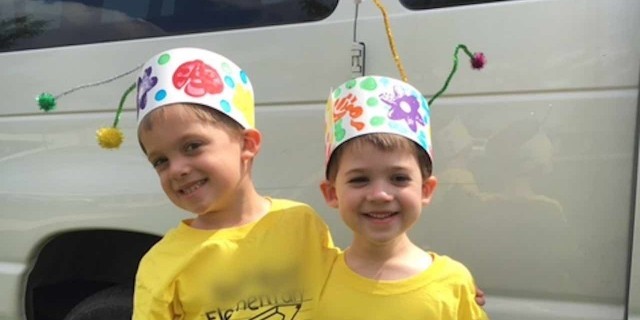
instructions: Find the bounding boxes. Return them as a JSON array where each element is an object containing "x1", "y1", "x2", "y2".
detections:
[{"x1": 63, "y1": 285, "x2": 133, "y2": 320}]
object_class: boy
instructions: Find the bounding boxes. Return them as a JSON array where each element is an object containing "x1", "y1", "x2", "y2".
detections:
[
  {"x1": 132, "y1": 47, "x2": 337, "y2": 319},
  {"x1": 316, "y1": 75, "x2": 489, "y2": 319}
]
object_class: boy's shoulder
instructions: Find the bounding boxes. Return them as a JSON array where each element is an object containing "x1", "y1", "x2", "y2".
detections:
[
  {"x1": 267, "y1": 198, "x2": 327, "y2": 219},
  {"x1": 135, "y1": 222, "x2": 197, "y2": 280},
  {"x1": 268, "y1": 197, "x2": 314, "y2": 212},
  {"x1": 428, "y1": 252, "x2": 475, "y2": 281},
  {"x1": 137, "y1": 199, "x2": 326, "y2": 267}
]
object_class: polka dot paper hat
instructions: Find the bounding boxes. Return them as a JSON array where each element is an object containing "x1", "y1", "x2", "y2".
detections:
[
  {"x1": 325, "y1": 76, "x2": 432, "y2": 165},
  {"x1": 137, "y1": 47, "x2": 255, "y2": 128},
  {"x1": 36, "y1": 47, "x2": 255, "y2": 149}
]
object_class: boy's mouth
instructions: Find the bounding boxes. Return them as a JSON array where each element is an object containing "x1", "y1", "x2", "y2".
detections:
[
  {"x1": 179, "y1": 179, "x2": 208, "y2": 195},
  {"x1": 363, "y1": 211, "x2": 397, "y2": 219}
]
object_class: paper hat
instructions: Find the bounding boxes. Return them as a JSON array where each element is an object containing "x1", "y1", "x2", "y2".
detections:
[
  {"x1": 137, "y1": 47, "x2": 255, "y2": 128},
  {"x1": 325, "y1": 76, "x2": 432, "y2": 164},
  {"x1": 35, "y1": 47, "x2": 255, "y2": 149}
]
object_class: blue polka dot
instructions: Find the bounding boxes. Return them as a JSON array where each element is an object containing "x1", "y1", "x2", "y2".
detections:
[
  {"x1": 155, "y1": 90, "x2": 166, "y2": 101},
  {"x1": 380, "y1": 77, "x2": 390, "y2": 87},
  {"x1": 220, "y1": 100, "x2": 231, "y2": 113},
  {"x1": 224, "y1": 76, "x2": 235, "y2": 89},
  {"x1": 389, "y1": 121, "x2": 410, "y2": 135},
  {"x1": 240, "y1": 71, "x2": 249, "y2": 84},
  {"x1": 418, "y1": 132, "x2": 430, "y2": 152}
]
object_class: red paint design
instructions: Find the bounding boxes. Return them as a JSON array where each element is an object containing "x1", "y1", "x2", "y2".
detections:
[
  {"x1": 333, "y1": 93, "x2": 365, "y2": 131},
  {"x1": 173, "y1": 60, "x2": 223, "y2": 97}
]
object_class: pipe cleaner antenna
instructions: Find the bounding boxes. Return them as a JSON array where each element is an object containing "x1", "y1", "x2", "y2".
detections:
[
  {"x1": 429, "y1": 44, "x2": 486, "y2": 106},
  {"x1": 371, "y1": 0, "x2": 407, "y2": 82},
  {"x1": 369, "y1": 1, "x2": 486, "y2": 106},
  {"x1": 96, "y1": 82, "x2": 136, "y2": 149},
  {"x1": 36, "y1": 64, "x2": 141, "y2": 112}
]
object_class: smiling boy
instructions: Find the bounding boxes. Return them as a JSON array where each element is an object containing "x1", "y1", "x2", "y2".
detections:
[{"x1": 316, "y1": 76, "x2": 489, "y2": 319}]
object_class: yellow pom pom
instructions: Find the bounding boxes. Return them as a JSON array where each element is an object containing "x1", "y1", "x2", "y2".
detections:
[{"x1": 96, "y1": 127, "x2": 124, "y2": 149}]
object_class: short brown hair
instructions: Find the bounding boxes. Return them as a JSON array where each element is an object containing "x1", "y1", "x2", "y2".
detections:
[
  {"x1": 138, "y1": 103, "x2": 244, "y2": 153},
  {"x1": 325, "y1": 133, "x2": 432, "y2": 181}
]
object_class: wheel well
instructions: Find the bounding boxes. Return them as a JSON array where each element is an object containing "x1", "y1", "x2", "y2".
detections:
[{"x1": 25, "y1": 230, "x2": 160, "y2": 320}]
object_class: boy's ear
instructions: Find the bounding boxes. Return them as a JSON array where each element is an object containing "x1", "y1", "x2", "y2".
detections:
[
  {"x1": 241, "y1": 128, "x2": 262, "y2": 159},
  {"x1": 320, "y1": 180, "x2": 339, "y2": 208},
  {"x1": 421, "y1": 176, "x2": 438, "y2": 206}
]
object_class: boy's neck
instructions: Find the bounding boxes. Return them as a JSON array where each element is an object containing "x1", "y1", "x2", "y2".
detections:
[
  {"x1": 190, "y1": 184, "x2": 271, "y2": 230},
  {"x1": 344, "y1": 235, "x2": 432, "y2": 281}
]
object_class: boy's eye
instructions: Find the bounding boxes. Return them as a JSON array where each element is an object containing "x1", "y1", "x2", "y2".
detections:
[
  {"x1": 151, "y1": 157, "x2": 167, "y2": 168},
  {"x1": 184, "y1": 142, "x2": 202, "y2": 153},
  {"x1": 347, "y1": 176, "x2": 369, "y2": 185},
  {"x1": 391, "y1": 175, "x2": 411, "y2": 184}
]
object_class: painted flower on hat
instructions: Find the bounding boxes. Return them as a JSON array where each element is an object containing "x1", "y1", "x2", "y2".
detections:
[
  {"x1": 332, "y1": 93, "x2": 365, "y2": 131},
  {"x1": 137, "y1": 66, "x2": 158, "y2": 111},
  {"x1": 380, "y1": 87, "x2": 424, "y2": 132},
  {"x1": 173, "y1": 60, "x2": 223, "y2": 97}
]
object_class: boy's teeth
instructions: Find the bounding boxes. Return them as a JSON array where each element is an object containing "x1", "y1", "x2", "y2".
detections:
[
  {"x1": 183, "y1": 180, "x2": 204, "y2": 195},
  {"x1": 367, "y1": 212, "x2": 394, "y2": 219}
]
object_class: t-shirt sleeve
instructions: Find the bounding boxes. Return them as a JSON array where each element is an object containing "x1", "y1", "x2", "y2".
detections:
[
  {"x1": 133, "y1": 253, "x2": 179, "y2": 320},
  {"x1": 308, "y1": 205, "x2": 340, "y2": 267},
  {"x1": 456, "y1": 272, "x2": 490, "y2": 320}
]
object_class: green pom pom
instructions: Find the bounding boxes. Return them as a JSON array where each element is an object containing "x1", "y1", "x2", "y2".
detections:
[{"x1": 37, "y1": 93, "x2": 56, "y2": 112}]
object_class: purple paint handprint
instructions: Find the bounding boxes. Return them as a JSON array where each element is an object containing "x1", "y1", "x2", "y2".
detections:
[
  {"x1": 137, "y1": 66, "x2": 158, "y2": 112},
  {"x1": 380, "y1": 86, "x2": 424, "y2": 132}
]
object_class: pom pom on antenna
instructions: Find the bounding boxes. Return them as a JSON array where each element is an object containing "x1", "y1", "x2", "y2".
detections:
[
  {"x1": 96, "y1": 127, "x2": 124, "y2": 149},
  {"x1": 471, "y1": 52, "x2": 486, "y2": 69},
  {"x1": 37, "y1": 93, "x2": 56, "y2": 112}
]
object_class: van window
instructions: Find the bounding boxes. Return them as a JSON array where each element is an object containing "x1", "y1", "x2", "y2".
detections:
[
  {"x1": 401, "y1": 0, "x2": 512, "y2": 10},
  {"x1": 0, "y1": 0, "x2": 338, "y2": 52}
]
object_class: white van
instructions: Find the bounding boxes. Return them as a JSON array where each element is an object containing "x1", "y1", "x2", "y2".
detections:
[{"x1": 1, "y1": 0, "x2": 639, "y2": 319}]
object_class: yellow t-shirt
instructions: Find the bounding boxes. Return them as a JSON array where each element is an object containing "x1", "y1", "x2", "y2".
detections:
[
  {"x1": 133, "y1": 198, "x2": 338, "y2": 320},
  {"x1": 315, "y1": 252, "x2": 489, "y2": 320}
]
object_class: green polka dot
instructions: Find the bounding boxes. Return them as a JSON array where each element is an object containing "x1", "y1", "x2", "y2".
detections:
[
  {"x1": 333, "y1": 88, "x2": 342, "y2": 99},
  {"x1": 222, "y1": 62, "x2": 231, "y2": 73},
  {"x1": 360, "y1": 77, "x2": 377, "y2": 91},
  {"x1": 366, "y1": 97, "x2": 378, "y2": 106},
  {"x1": 370, "y1": 116, "x2": 385, "y2": 126},
  {"x1": 157, "y1": 54, "x2": 170, "y2": 65},
  {"x1": 334, "y1": 121, "x2": 346, "y2": 142},
  {"x1": 345, "y1": 79, "x2": 356, "y2": 89}
]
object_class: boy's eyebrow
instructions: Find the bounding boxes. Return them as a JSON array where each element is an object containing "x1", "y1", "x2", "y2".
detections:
[
  {"x1": 143, "y1": 143, "x2": 172, "y2": 162},
  {"x1": 343, "y1": 165, "x2": 411, "y2": 175},
  {"x1": 342, "y1": 167, "x2": 366, "y2": 175}
]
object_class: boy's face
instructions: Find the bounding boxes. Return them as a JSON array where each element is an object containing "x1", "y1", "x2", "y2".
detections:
[
  {"x1": 139, "y1": 106, "x2": 253, "y2": 217},
  {"x1": 321, "y1": 142, "x2": 437, "y2": 245}
]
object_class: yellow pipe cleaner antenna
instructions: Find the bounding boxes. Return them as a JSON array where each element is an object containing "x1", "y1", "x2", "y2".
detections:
[
  {"x1": 96, "y1": 83, "x2": 136, "y2": 149},
  {"x1": 371, "y1": 0, "x2": 408, "y2": 82}
]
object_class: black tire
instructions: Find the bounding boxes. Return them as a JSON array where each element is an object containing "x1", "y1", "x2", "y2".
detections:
[{"x1": 63, "y1": 285, "x2": 133, "y2": 320}]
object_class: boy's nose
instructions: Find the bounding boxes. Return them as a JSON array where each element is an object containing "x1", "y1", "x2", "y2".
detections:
[
  {"x1": 366, "y1": 182, "x2": 393, "y2": 202},
  {"x1": 169, "y1": 159, "x2": 191, "y2": 179}
]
